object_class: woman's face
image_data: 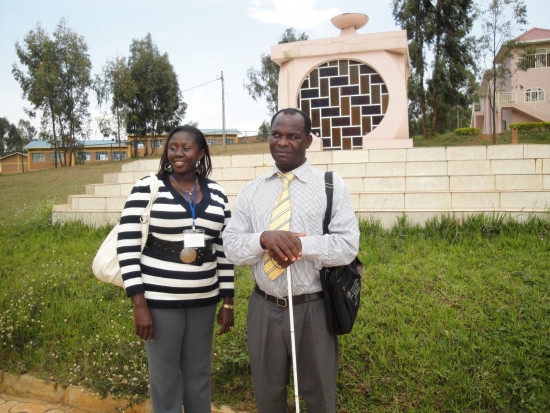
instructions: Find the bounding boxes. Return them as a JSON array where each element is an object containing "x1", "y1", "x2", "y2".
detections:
[{"x1": 167, "y1": 131, "x2": 205, "y2": 176}]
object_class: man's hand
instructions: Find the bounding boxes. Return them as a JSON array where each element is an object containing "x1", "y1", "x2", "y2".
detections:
[{"x1": 261, "y1": 231, "x2": 305, "y2": 267}]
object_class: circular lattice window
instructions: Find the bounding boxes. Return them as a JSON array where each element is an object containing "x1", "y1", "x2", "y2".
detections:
[{"x1": 297, "y1": 59, "x2": 389, "y2": 150}]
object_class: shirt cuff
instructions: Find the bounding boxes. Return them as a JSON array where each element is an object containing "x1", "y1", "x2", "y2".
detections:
[
  {"x1": 299, "y1": 236, "x2": 322, "y2": 269},
  {"x1": 300, "y1": 235, "x2": 315, "y2": 256},
  {"x1": 249, "y1": 232, "x2": 265, "y2": 256}
]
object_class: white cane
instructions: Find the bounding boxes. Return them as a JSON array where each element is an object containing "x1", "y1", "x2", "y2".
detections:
[{"x1": 286, "y1": 265, "x2": 300, "y2": 413}]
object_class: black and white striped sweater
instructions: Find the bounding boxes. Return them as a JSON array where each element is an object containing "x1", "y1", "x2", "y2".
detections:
[{"x1": 117, "y1": 173, "x2": 234, "y2": 308}]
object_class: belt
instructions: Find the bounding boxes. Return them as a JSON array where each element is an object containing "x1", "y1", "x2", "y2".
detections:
[
  {"x1": 254, "y1": 285, "x2": 323, "y2": 308},
  {"x1": 145, "y1": 234, "x2": 214, "y2": 266}
]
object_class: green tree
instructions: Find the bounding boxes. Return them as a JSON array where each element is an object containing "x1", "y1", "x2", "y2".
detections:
[
  {"x1": 17, "y1": 119, "x2": 37, "y2": 143},
  {"x1": 53, "y1": 19, "x2": 92, "y2": 165},
  {"x1": 93, "y1": 55, "x2": 135, "y2": 158},
  {"x1": 12, "y1": 19, "x2": 91, "y2": 167},
  {"x1": 428, "y1": 69, "x2": 478, "y2": 133},
  {"x1": 0, "y1": 117, "x2": 31, "y2": 154},
  {"x1": 0, "y1": 118, "x2": 9, "y2": 155},
  {"x1": 13, "y1": 23, "x2": 62, "y2": 165},
  {"x1": 427, "y1": 0, "x2": 477, "y2": 135},
  {"x1": 244, "y1": 28, "x2": 309, "y2": 115},
  {"x1": 126, "y1": 33, "x2": 186, "y2": 156},
  {"x1": 394, "y1": 0, "x2": 478, "y2": 136},
  {"x1": 392, "y1": 0, "x2": 434, "y2": 138},
  {"x1": 478, "y1": 0, "x2": 527, "y2": 143},
  {"x1": 257, "y1": 120, "x2": 270, "y2": 142},
  {"x1": 5, "y1": 123, "x2": 23, "y2": 154}
]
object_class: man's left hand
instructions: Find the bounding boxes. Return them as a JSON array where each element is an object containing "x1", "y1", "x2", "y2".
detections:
[{"x1": 261, "y1": 230, "x2": 305, "y2": 266}]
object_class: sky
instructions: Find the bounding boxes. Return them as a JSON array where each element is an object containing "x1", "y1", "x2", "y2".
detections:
[{"x1": 0, "y1": 0, "x2": 547, "y2": 139}]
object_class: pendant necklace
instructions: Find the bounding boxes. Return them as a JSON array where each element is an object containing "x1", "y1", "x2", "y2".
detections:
[
  {"x1": 171, "y1": 173, "x2": 196, "y2": 197},
  {"x1": 170, "y1": 173, "x2": 200, "y2": 263}
]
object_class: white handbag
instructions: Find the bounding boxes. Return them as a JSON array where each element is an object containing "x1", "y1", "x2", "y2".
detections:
[{"x1": 92, "y1": 173, "x2": 160, "y2": 287}]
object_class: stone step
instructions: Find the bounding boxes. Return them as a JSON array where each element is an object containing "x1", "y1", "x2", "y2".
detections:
[
  {"x1": 52, "y1": 204, "x2": 122, "y2": 227},
  {"x1": 51, "y1": 203, "x2": 549, "y2": 229},
  {"x1": 352, "y1": 190, "x2": 550, "y2": 210},
  {"x1": 65, "y1": 189, "x2": 550, "y2": 214},
  {"x1": 120, "y1": 158, "x2": 162, "y2": 172},
  {"x1": 100, "y1": 157, "x2": 550, "y2": 185},
  {"x1": 86, "y1": 174, "x2": 550, "y2": 197},
  {"x1": 115, "y1": 145, "x2": 550, "y2": 172},
  {"x1": 355, "y1": 209, "x2": 550, "y2": 228},
  {"x1": 52, "y1": 144, "x2": 550, "y2": 229},
  {"x1": 85, "y1": 182, "x2": 135, "y2": 196}
]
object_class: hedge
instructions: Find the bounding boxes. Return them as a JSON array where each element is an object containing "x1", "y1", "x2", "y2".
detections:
[
  {"x1": 454, "y1": 127, "x2": 480, "y2": 135},
  {"x1": 509, "y1": 122, "x2": 550, "y2": 132}
]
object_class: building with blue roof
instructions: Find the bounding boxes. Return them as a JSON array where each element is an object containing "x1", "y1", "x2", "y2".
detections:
[
  {"x1": 23, "y1": 140, "x2": 130, "y2": 171},
  {"x1": 126, "y1": 129, "x2": 242, "y2": 157},
  {"x1": 21, "y1": 128, "x2": 245, "y2": 171}
]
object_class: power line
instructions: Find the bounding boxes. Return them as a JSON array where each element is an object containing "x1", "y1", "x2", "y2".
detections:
[{"x1": 182, "y1": 78, "x2": 219, "y2": 93}]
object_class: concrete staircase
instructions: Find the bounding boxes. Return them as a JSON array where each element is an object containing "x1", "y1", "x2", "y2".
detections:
[
  {"x1": 52, "y1": 144, "x2": 550, "y2": 229},
  {"x1": 498, "y1": 92, "x2": 550, "y2": 122}
]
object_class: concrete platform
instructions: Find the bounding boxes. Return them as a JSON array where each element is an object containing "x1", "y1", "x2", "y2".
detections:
[{"x1": 52, "y1": 144, "x2": 550, "y2": 228}]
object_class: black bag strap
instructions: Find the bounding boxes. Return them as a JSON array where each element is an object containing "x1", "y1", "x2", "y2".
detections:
[{"x1": 323, "y1": 172, "x2": 334, "y2": 235}]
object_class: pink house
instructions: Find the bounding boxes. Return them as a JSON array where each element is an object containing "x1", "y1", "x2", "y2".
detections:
[{"x1": 472, "y1": 27, "x2": 550, "y2": 134}]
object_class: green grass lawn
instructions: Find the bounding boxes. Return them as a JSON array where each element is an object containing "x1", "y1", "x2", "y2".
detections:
[
  {"x1": 412, "y1": 130, "x2": 550, "y2": 147},
  {"x1": 1, "y1": 144, "x2": 550, "y2": 412}
]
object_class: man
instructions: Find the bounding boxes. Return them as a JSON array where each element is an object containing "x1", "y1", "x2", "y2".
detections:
[{"x1": 223, "y1": 108, "x2": 359, "y2": 413}]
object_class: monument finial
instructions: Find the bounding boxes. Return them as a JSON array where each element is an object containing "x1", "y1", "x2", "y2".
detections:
[{"x1": 331, "y1": 13, "x2": 369, "y2": 36}]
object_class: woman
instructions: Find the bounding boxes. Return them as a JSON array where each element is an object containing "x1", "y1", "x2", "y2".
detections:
[{"x1": 117, "y1": 125, "x2": 234, "y2": 413}]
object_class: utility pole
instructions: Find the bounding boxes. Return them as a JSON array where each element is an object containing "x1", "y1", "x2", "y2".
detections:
[{"x1": 221, "y1": 71, "x2": 226, "y2": 150}]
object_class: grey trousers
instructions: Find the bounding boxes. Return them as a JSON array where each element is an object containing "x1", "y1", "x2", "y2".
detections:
[
  {"x1": 247, "y1": 291, "x2": 339, "y2": 413},
  {"x1": 145, "y1": 305, "x2": 216, "y2": 413}
]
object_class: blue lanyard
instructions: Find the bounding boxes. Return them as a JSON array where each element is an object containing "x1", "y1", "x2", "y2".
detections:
[{"x1": 172, "y1": 173, "x2": 197, "y2": 229}]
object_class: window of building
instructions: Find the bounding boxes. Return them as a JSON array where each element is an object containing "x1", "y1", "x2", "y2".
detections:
[
  {"x1": 150, "y1": 140, "x2": 163, "y2": 148},
  {"x1": 525, "y1": 87, "x2": 545, "y2": 102},
  {"x1": 50, "y1": 153, "x2": 63, "y2": 163},
  {"x1": 31, "y1": 153, "x2": 45, "y2": 162},
  {"x1": 206, "y1": 139, "x2": 217, "y2": 145},
  {"x1": 77, "y1": 152, "x2": 90, "y2": 161},
  {"x1": 113, "y1": 151, "x2": 127, "y2": 161},
  {"x1": 521, "y1": 48, "x2": 550, "y2": 69},
  {"x1": 95, "y1": 152, "x2": 109, "y2": 161},
  {"x1": 535, "y1": 49, "x2": 548, "y2": 68}
]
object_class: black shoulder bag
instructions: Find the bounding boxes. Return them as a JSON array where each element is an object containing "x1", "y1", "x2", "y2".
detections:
[{"x1": 320, "y1": 172, "x2": 363, "y2": 335}]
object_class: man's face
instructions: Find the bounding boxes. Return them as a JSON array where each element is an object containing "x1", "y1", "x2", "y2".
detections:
[{"x1": 269, "y1": 113, "x2": 312, "y2": 173}]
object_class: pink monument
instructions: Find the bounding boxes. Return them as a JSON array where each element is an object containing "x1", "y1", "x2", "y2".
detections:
[{"x1": 272, "y1": 13, "x2": 413, "y2": 150}]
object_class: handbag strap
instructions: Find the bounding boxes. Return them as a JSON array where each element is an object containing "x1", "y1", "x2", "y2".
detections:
[
  {"x1": 140, "y1": 172, "x2": 160, "y2": 224},
  {"x1": 139, "y1": 173, "x2": 160, "y2": 252},
  {"x1": 323, "y1": 172, "x2": 334, "y2": 235},
  {"x1": 147, "y1": 172, "x2": 160, "y2": 212}
]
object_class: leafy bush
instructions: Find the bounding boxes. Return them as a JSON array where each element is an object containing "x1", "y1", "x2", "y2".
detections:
[
  {"x1": 509, "y1": 122, "x2": 550, "y2": 132},
  {"x1": 454, "y1": 127, "x2": 480, "y2": 135}
]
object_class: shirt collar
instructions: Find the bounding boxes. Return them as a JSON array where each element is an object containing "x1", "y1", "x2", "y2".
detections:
[{"x1": 270, "y1": 159, "x2": 311, "y2": 183}]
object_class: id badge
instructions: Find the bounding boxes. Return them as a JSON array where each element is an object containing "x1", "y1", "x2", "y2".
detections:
[{"x1": 183, "y1": 229, "x2": 205, "y2": 248}]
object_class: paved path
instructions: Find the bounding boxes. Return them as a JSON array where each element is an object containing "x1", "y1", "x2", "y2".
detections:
[
  {"x1": 0, "y1": 393, "x2": 91, "y2": 413},
  {"x1": 0, "y1": 374, "x2": 241, "y2": 413}
]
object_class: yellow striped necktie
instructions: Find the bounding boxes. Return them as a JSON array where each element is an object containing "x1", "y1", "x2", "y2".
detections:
[{"x1": 264, "y1": 172, "x2": 295, "y2": 280}]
